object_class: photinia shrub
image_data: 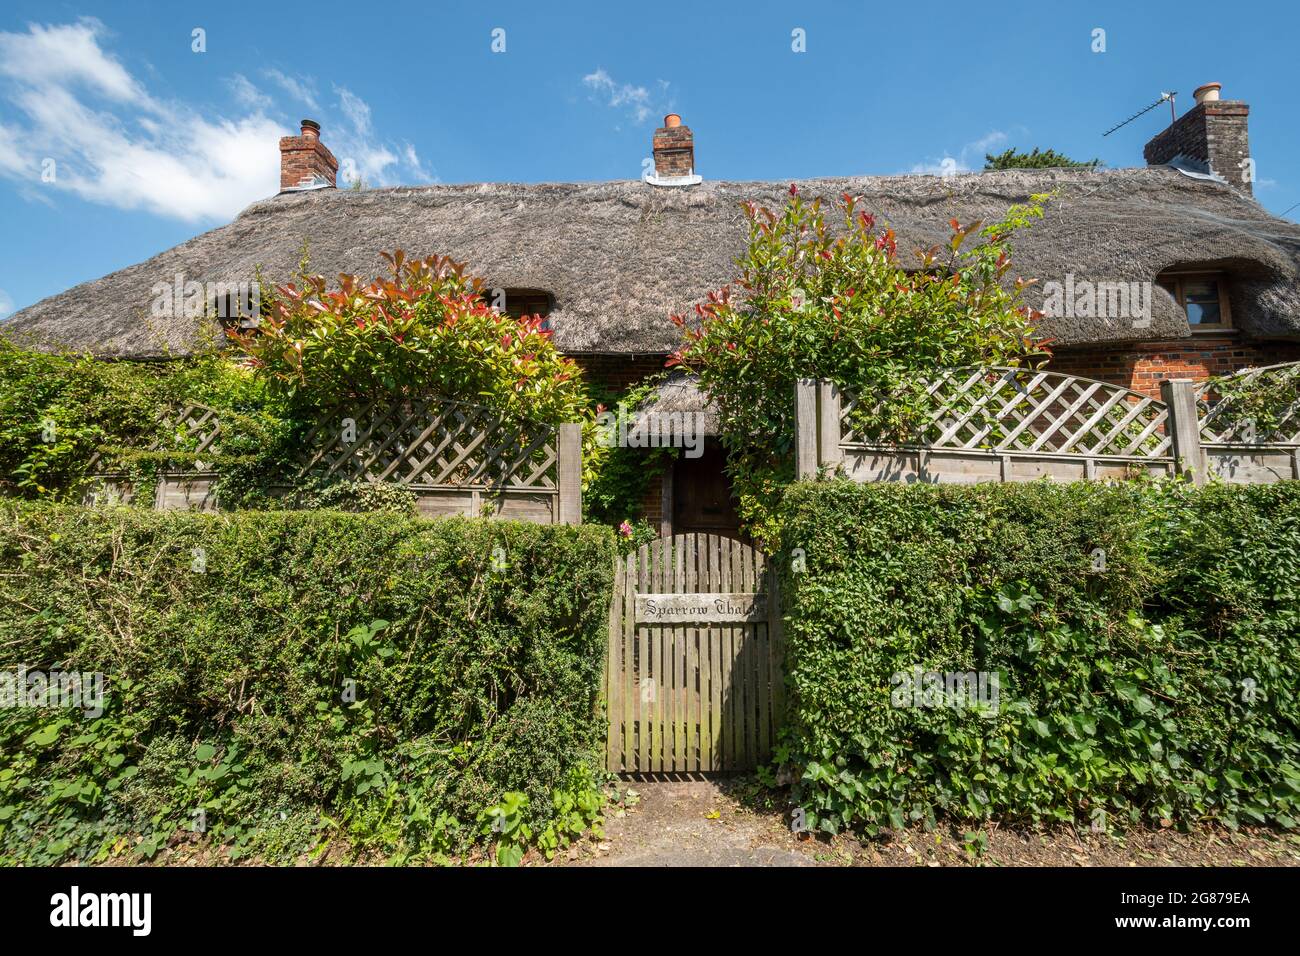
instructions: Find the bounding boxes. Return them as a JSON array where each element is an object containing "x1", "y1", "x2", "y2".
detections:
[
  {"x1": 670, "y1": 188, "x2": 1050, "y2": 544},
  {"x1": 229, "y1": 249, "x2": 589, "y2": 425}
]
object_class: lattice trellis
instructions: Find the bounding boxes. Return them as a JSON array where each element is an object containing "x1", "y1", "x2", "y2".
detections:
[
  {"x1": 87, "y1": 402, "x2": 222, "y2": 472},
  {"x1": 1197, "y1": 362, "x2": 1300, "y2": 446},
  {"x1": 298, "y1": 397, "x2": 559, "y2": 490},
  {"x1": 151, "y1": 403, "x2": 222, "y2": 466},
  {"x1": 841, "y1": 368, "x2": 1172, "y2": 459}
]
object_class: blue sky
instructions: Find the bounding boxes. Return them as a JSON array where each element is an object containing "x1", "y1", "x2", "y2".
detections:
[{"x1": 1, "y1": 0, "x2": 1296, "y2": 318}]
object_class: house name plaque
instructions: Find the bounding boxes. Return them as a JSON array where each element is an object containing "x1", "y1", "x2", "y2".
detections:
[{"x1": 634, "y1": 593, "x2": 766, "y2": 624}]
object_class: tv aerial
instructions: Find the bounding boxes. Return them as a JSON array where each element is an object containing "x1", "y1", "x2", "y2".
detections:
[{"x1": 1103, "y1": 92, "x2": 1177, "y2": 137}]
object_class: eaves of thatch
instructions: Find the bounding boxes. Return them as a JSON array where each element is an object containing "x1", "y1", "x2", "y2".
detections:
[{"x1": 5, "y1": 166, "x2": 1300, "y2": 359}]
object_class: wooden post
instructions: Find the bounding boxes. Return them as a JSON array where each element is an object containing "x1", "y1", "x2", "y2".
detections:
[
  {"x1": 557, "y1": 422, "x2": 583, "y2": 524},
  {"x1": 795, "y1": 378, "x2": 818, "y2": 479},
  {"x1": 817, "y1": 380, "x2": 843, "y2": 470},
  {"x1": 1160, "y1": 378, "x2": 1205, "y2": 486},
  {"x1": 659, "y1": 456, "x2": 674, "y2": 538},
  {"x1": 766, "y1": 563, "x2": 785, "y2": 733}
]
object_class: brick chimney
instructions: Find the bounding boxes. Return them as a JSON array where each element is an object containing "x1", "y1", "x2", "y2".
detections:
[
  {"x1": 279, "y1": 119, "x2": 338, "y2": 192},
  {"x1": 1143, "y1": 83, "x2": 1252, "y2": 193},
  {"x1": 652, "y1": 114, "x2": 695, "y2": 179}
]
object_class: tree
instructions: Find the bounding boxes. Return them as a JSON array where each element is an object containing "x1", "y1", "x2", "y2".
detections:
[{"x1": 984, "y1": 147, "x2": 1101, "y2": 171}]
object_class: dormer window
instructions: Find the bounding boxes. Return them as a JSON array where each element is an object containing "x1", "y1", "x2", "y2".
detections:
[
  {"x1": 216, "y1": 289, "x2": 264, "y2": 333},
  {"x1": 481, "y1": 288, "x2": 554, "y2": 329},
  {"x1": 1158, "y1": 272, "x2": 1232, "y2": 332}
]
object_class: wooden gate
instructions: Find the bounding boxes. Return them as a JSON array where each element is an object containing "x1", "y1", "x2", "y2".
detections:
[{"x1": 605, "y1": 534, "x2": 784, "y2": 774}]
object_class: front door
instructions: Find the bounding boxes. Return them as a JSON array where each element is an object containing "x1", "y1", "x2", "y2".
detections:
[{"x1": 672, "y1": 438, "x2": 741, "y2": 537}]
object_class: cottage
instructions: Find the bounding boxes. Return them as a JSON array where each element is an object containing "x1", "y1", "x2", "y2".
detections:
[{"x1": 6, "y1": 82, "x2": 1300, "y2": 535}]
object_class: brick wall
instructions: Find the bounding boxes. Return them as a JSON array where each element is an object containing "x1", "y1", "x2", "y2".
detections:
[
  {"x1": 653, "y1": 123, "x2": 695, "y2": 177},
  {"x1": 570, "y1": 353, "x2": 669, "y2": 394},
  {"x1": 1048, "y1": 339, "x2": 1300, "y2": 397}
]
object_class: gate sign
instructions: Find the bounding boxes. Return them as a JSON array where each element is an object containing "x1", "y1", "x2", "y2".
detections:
[{"x1": 635, "y1": 592, "x2": 765, "y2": 624}]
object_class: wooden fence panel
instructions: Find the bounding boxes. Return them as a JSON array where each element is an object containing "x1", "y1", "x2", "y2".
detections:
[
  {"x1": 86, "y1": 396, "x2": 582, "y2": 523},
  {"x1": 808, "y1": 364, "x2": 1300, "y2": 487}
]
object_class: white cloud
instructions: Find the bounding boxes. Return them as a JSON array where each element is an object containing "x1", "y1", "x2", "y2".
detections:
[
  {"x1": 0, "y1": 19, "x2": 280, "y2": 220},
  {"x1": 582, "y1": 68, "x2": 672, "y2": 125},
  {"x1": 0, "y1": 288, "x2": 13, "y2": 319},
  {"x1": 263, "y1": 68, "x2": 319, "y2": 112},
  {"x1": 227, "y1": 73, "x2": 272, "y2": 112},
  {"x1": 0, "y1": 19, "x2": 435, "y2": 222},
  {"x1": 0, "y1": 17, "x2": 144, "y2": 104},
  {"x1": 909, "y1": 130, "x2": 1008, "y2": 175},
  {"x1": 328, "y1": 84, "x2": 434, "y2": 187}
]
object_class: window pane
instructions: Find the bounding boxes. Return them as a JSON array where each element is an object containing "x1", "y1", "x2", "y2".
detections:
[{"x1": 1183, "y1": 279, "x2": 1222, "y2": 325}]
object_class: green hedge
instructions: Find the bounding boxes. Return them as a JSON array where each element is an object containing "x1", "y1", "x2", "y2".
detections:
[
  {"x1": 776, "y1": 480, "x2": 1300, "y2": 835},
  {"x1": 0, "y1": 506, "x2": 615, "y2": 864}
]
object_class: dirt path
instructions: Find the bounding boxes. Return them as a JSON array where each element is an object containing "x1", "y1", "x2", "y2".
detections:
[
  {"x1": 555, "y1": 777, "x2": 1300, "y2": 868},
  {"x1": 567, "y1": 780, "x2": 825, "y2": 867}
]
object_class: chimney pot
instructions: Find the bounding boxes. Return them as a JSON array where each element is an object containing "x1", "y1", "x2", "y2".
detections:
[
  {"x1": 280, "y1": 119, "x2": 338, "y2": 192},
  {"x1": 1193, "y1": 82, "x2": 1222, "y2": 105},
  {"x1": 664, "y1": 113, "x2": 681, "y2": 128}
]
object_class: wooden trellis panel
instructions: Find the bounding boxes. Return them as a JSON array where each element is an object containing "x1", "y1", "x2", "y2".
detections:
[
  {"x1": 1197, "y1": 362, "x2": 1300, "y2": 483},
  {"x1": 1197, "y1": 362, "x2": 1300, "y2": 445},
  {"x1": 152, "y1": 403, "x2": 223, "y2": 462},
  {"x1": 87, "y1": 402, "x2": 221, "y2": 475},
  {"x1": 296, "y1": 397, "x2": 577, "y2": 523},
  {"x1": 298, "y1": 398, "x2": 559, "y2": 489},
  {"x1": 820, "y1": 368, "x2": 1179, "y2": 484},
  {"x1": 85, "y1": 397, "x2": 582, "y2": 523},
  {"x1": 840, "y1": 368, "x2": 1172, "y2": 458},
  {"x1": 605, "y1": 534, "x2": 784, "y2": 774}
]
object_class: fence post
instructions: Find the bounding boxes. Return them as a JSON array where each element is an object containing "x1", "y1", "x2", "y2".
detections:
[
  {"x1": 817, "y1": 380, "x2": 842, "y2": 470},
  {"x1": 1160, "y1": 378, "x2": 1205, "y2": 486},
  {"x1": 795, "y1": 378, "x2": 819, "y2": 479},
  {"x1": 557, "y1": 422, "x2": 583, "y2": 525}
]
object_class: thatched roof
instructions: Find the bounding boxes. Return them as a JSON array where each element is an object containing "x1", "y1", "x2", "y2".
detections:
[
  {"x1": 6, "y1": 166, "x2": 1300, "y2": 358},
  {"x1": 633, "y1": 372, "x2": 720, "y2": 436}
]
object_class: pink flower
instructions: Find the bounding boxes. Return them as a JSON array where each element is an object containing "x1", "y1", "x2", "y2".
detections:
[{"x1": 618, "y1": 521, "x2": 633, "y2": 538}]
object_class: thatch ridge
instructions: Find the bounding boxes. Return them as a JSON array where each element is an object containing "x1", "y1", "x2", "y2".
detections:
[{"x1": 5, "y1": 167, "x2": 1299, "y2": 358}]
